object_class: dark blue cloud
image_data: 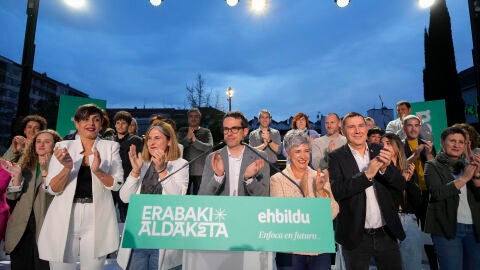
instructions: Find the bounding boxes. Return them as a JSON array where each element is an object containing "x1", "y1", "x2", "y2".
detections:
[{"x1": 0, "y1": 0, "x2": 473, "y2": 122}]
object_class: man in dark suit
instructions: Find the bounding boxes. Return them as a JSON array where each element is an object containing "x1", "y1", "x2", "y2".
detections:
[
  {"x1": 199, "y1": 110, "x2": 269, "y2": 196},
  {"x1": 113, "y1": 110, "x2": 143, "y2": 222},
  {"x1": 177, "y1": 108, "x2": 214, "y2": 195},
  {"x1": 328, "y1": 112, "x2": 405, "y2": 270}
]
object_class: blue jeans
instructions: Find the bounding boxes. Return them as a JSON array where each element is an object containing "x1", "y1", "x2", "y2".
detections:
[
  {"x1": 398, "y1": 213, "x2": 422, "y2": 270},
  {"x1": 431, "y1": 223, "x2": 480, "y2": 270},
  {"x1": 127, "y1": 249, "x2": 159, "y2": 270},
  {"x1": 276, "y1": 252, "x2": 331, "y2": 270}
]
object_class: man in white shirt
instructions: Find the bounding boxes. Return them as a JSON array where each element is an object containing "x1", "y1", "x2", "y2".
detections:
[
  {"x1": 328, "y1": 112, "x2": 405, "y2": 270},
  {"x1": 312, "y1": 113, "x2": 346, "y2": 170},
  {"x1": 199, "y1": 110, "x2": 269, "y2": 196},
  {"x1": 386, "y1": 100, "x2": 433, "y2": 141}
]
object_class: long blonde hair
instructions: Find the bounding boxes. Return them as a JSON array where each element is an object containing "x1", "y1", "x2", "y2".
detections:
[
  {"x1": 141, "y1": 121, "x2": 181, "y2": 162},
  {"x1": 19, "y1": 129, "x2": 62, "y2": 171}
]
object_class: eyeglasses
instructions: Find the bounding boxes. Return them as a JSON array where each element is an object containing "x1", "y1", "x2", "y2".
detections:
[{"x1": 223, "y1": 126, "x2": 243, "y2": 134}]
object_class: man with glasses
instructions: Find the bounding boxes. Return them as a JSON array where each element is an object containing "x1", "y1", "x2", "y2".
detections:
[
  {"x1": 249, "y1": 109, "x2": 281, "y2": 176},
  {"x1": 199, "y1": 110, "x2": 269, "y2": 196},
  {"x1": 177, "y1": 108, "x2": 213, "y2": 195},
  {"x1": 188, "y1": 111, "x2": 270, "y2": 269}
]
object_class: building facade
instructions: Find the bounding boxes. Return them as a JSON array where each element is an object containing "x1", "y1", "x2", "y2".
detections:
[{"x1": 0, "y1": 55, "x2": 88, "y2": 151}]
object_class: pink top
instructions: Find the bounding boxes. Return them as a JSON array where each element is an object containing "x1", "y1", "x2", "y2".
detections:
[{"x1": 0, "y1": 167, "x2": 11, "y2": 240}]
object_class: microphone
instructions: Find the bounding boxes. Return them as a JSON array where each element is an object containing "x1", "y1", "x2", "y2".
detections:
[
  {"x1": 241, "y1": 141, "x2": 305, "y2": 197},
  {"x1": 159, "y1": 140, "x2": 225, "y2": 182}
]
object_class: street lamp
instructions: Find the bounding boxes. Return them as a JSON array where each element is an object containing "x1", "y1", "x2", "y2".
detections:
[
  {"x1": 16, "y1": 0, "x2": 40, "y2": 128},
  {"x1": 226, "y1": 87, "x2": 234, "y2": 112},
  {"x1": 335, "y1": 0, "x2": 351, "y2": 8}
]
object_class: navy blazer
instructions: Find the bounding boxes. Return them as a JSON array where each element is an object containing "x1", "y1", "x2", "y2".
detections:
[{"x1": 328, "y1": 143, "x2": 406, "y2": 250}]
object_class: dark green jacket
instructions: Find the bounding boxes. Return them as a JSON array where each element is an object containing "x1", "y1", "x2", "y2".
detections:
[{"x1": 424, "y1": 159, "x2": 480, "y2": 240}]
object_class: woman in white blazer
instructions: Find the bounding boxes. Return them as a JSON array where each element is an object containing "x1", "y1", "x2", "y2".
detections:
[
  {"x1": 37, "y1": 104, "x2": 124, "y2": 270},
  {"x1": 117, "y1": 121, "x2": 188, "y2": 270}
]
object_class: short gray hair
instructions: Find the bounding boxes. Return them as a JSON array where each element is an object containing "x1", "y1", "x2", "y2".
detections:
[{"x1": 283, "y1": 129, "x2": 310, "y2": 152}]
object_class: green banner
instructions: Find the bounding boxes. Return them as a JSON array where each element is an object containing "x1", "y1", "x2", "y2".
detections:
[
  {"x1": 122, "y1": 195, "x2": 335, "y2": 253},
  {"x1": 411, "y1": 100, "x2": 447, "y2": 150},
  {"x1": 56, "y1": 95, "x2": 107, "y2": 137}
]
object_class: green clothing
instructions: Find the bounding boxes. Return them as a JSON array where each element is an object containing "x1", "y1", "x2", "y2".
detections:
[{"x1": 424, "y1": 159, "x2": 480, "y2": 240}]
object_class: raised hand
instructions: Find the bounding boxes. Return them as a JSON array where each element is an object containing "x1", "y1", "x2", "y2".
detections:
[
  {"x1": 12, "y1": 136, "x2": 27, "y2": 155},
  {"x1": 315, "y1": 169, "x2": 331, "y2": 198},
  {"x1": 424, "y1": 141, "x2": 433, "y2": 154},
  {"x1": 151, "y1": 150, "x2": 167, "y2": 173},
  {"x1": 128, "y1": 144, "x2": 143, "y2": 176},
  {"x1": 328, "y1": 140, "x2": 336, "y2": 152},
  {"x1": 187, "y1": 127, "x2": 196, "y2": 142},
  {"x1": 0, "y1": 160, "x2": 22, "y2": 183},
  {"x1": 244, "y1": 159, "x2": 265, "y2": 180},
  {"x1": 54, "y1": 147, "x2": 73, "y2": 169},
  {"x1": 376, "y1": 145, "x2": 393, "y2": 171},
  {"x1": 261, "y1": 131, "x2": 270, "y2": 144},
  {"x1": 402, "y1": 163, "x2": 415, "y2": 182},
  {"x1": 91, "y1": 146, "x2": 102, "y2": 173},
  {"x1": 39, "y1": 153, "x2": 52, "y2": 177},
  {"x1": 211, "y1": 151, "x2": 224, "y2": 177}
]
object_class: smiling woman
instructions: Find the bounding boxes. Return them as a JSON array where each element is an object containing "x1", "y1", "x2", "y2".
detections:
[{"x1": 63, "y1": 0, "x2": 87, "y2": 9}]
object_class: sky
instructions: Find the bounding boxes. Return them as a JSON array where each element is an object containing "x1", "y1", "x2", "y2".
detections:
[{"x1": 0, "y1": 0, "x2": 474, "y2": 122}]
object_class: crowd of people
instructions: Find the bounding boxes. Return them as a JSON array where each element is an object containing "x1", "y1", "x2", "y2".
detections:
[{"x1": 0, "y1": 100, "x2": 479, "y2": 270}]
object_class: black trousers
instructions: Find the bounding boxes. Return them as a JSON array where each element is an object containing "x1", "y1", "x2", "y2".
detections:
[
  {"x1": 112, "y1": 190, "x2": 129, "y2": 222},
  {"x1": 342, "y1": 228, "x2": 402, "y2": 270},
  {"x1": 187, "y1": 175, "x2": 202, "y2": 195},
  {"x1": 10, "y1": 213, "x2": 50, "y2": 270}
]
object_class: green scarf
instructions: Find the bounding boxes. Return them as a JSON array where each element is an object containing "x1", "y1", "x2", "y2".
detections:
[{"x1": 435, "y1": 151, "x2": 467, "y2": 175}]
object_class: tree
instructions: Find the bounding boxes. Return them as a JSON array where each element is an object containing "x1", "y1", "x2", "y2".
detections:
[
  {"x1": 186, "y1": 73, "x2": 212, "y2": 108},
  {"x1": 423, "y1": 0, "x2": 465, "y2": 125}
]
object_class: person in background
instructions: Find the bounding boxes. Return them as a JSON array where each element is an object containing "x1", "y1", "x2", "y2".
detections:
[
  {"x1": 283, "y1": 112, "x2": 320, "y2": 166},
  {"x1": 100, "y1": 110, "x2": 115, "y2": 141},
  {"x1": 424, "y1": 127, "x2": 480, "y2": 270},
  {"x1": 381, "y1": 133, "x2": 423, "y2": 270},
  {"x1": 452, "y1": 123, "x2": 480, "y2": 161},
  {"x1": 4, "y1": 129, "x2": 62, "y2": 270},
  {"x1": 271, "y1": 129, "x2": 339, "y2": 270},
  {"x1": 312, "y1": 113, "x2": 346, "y2": 170},
  {"x1": 402, "y1": 114, "x2": 438, "y2": 269},
  {"x1": 128, "y1": 118, "x2": 139, "y2": 136},
  {"x1": 365, "y1": 117, "x2": 376, "y2": 130},
  {"x1": 0, "y1": 159, "x2": 13, "y2": 245},
  {"x1": 177, "y1": 108, "x2": 213, "y2": 195},
  {"x1": 386, "y1": 100, "x2": 433, "y2": 141},
  {"x1": 3, "y1": 115, "x2": 47, "y2": 163},
  {"x1": 113, "y1": 111, "x2": 143, "y2": 223},
  {"x1": 249, "y1": 109, "x2": 282, "y2": 176},
  {"x1": 37, "y1": 104, "x2": 123, "y2": 270},
  {"x1": 117, "y1": 121, "x2": 188, "y2": 270},
  {"x1": 367, "y1": 127, "x2": 384, "y2": 145}
]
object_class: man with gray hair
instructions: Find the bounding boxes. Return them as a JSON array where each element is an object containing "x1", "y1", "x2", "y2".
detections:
[
  {"x1": 177, "y1": 108, "x2": 213, "y2": 195},
  {"x1": 249, "y1": 109, "x2": 282, "y2": 176}
]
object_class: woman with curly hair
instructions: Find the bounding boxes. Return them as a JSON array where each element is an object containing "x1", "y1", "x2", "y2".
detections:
[
  {"x1": 2, "y1": 115, "x2": 47, "y2": 163},
  {"x1": 4, "y1": 129, "x2": 61, "y2": 270}
]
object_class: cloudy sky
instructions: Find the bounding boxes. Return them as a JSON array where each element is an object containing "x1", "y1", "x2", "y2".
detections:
[{"x1": 0, "y1": 0, "x2": 474, "y2": 121}]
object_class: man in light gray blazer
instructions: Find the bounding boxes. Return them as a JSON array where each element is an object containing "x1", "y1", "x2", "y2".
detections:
[
  {"x1": 198, "y1": 110, "x2": 269, "y2": 196},
  {"x1": 177, "y1": 108, "x2": 214, "y2": 195}
]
